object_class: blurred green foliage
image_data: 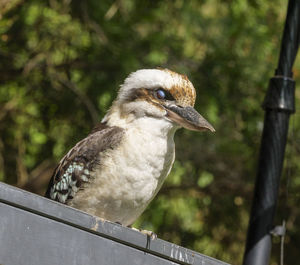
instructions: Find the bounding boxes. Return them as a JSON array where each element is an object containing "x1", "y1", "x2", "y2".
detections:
[{"x1": 0, "y1": 0, "x2": 299, "y2": 264}]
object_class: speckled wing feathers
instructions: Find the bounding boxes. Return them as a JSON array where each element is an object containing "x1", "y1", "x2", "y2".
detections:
[{"x1": 45, "y1": 124, "x2": 124, "y2": 204}]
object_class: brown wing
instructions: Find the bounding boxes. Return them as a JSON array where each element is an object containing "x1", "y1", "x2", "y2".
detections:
[{"x1": 45, "y1": 124, "x2": 124, "y2": 204}]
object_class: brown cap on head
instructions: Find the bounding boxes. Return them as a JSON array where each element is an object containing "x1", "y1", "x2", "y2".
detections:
[{"x1": 161, "y1": 69, "x2": 196, "y2": 107}]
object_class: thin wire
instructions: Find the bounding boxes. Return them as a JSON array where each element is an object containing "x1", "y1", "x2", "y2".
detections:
[{"x1": 280, "y1": 220, "x2": 286, "y2": 265}]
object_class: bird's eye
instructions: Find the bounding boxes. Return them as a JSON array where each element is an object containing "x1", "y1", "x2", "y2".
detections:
[
  {"x1": 156, "y1": 89, "x2": 166, "y2": 99},
  {"x1": 155, "y1": 88, "x2": 175, "y2": 101}
]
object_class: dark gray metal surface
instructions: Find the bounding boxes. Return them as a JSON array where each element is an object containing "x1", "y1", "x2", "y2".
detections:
[{"x1": 0, "y1": 182, "x2": 229, "y2": 265}]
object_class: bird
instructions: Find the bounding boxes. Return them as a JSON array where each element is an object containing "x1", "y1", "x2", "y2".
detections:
[{"x1": 45, "y1": 68, "x2": 215, "y2": 228}]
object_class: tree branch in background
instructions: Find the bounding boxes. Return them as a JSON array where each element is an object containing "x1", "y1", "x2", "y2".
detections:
[
  {"x1": 19, "y1": 160, "x2": 56, "y2": 195},
  {"x1": 51, "y1": 73, "x2": 99, "y2": 125},
  {"x1": 81, "y1": 2, "x2": 108, "y2": 45}
]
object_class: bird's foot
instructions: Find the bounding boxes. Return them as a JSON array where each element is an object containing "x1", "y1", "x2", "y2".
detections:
[{"x1": 130, "y1": 227, "x2": 157, "y2": 240}]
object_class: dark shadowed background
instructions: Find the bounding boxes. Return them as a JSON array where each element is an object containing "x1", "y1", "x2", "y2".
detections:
[{"x1": 0, "y1": 0, "x2": 299, "y2": 264}]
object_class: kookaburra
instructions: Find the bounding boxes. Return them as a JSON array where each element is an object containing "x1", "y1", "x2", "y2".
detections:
[{"x1": 45, "y1": 69, "x2": 214, "y2": 227}]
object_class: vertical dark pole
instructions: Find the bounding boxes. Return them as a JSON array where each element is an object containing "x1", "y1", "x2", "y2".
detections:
[{"x1": 243, "y1": 1, "x2": 300, "y2": 265}]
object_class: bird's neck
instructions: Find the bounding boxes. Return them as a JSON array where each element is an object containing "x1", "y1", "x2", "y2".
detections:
[{"x1": 102, "y1": 104, "x2": 178, "y2": 138}]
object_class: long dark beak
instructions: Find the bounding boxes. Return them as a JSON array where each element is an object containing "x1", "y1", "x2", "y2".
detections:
[{"x1": 165, "y1": 105, "x2": 215, "y2": 132}]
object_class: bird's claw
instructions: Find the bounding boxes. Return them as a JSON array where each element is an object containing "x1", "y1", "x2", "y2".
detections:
[
  {"x1": 130, "y1": 227, "x2": 157, "y2": 240},
  {"x1": 141, "y1": 229, "x2": 157, "y2": 240}
]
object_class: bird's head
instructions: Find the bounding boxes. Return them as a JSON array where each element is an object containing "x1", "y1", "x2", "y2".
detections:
[{"x1": 104, "y1": 69, "x2": 215, "y2": 132}]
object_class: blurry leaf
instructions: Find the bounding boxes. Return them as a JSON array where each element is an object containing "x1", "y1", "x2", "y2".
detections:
[{"x1": 197, "y1": 171, "x2": 214, "y2": 188}]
